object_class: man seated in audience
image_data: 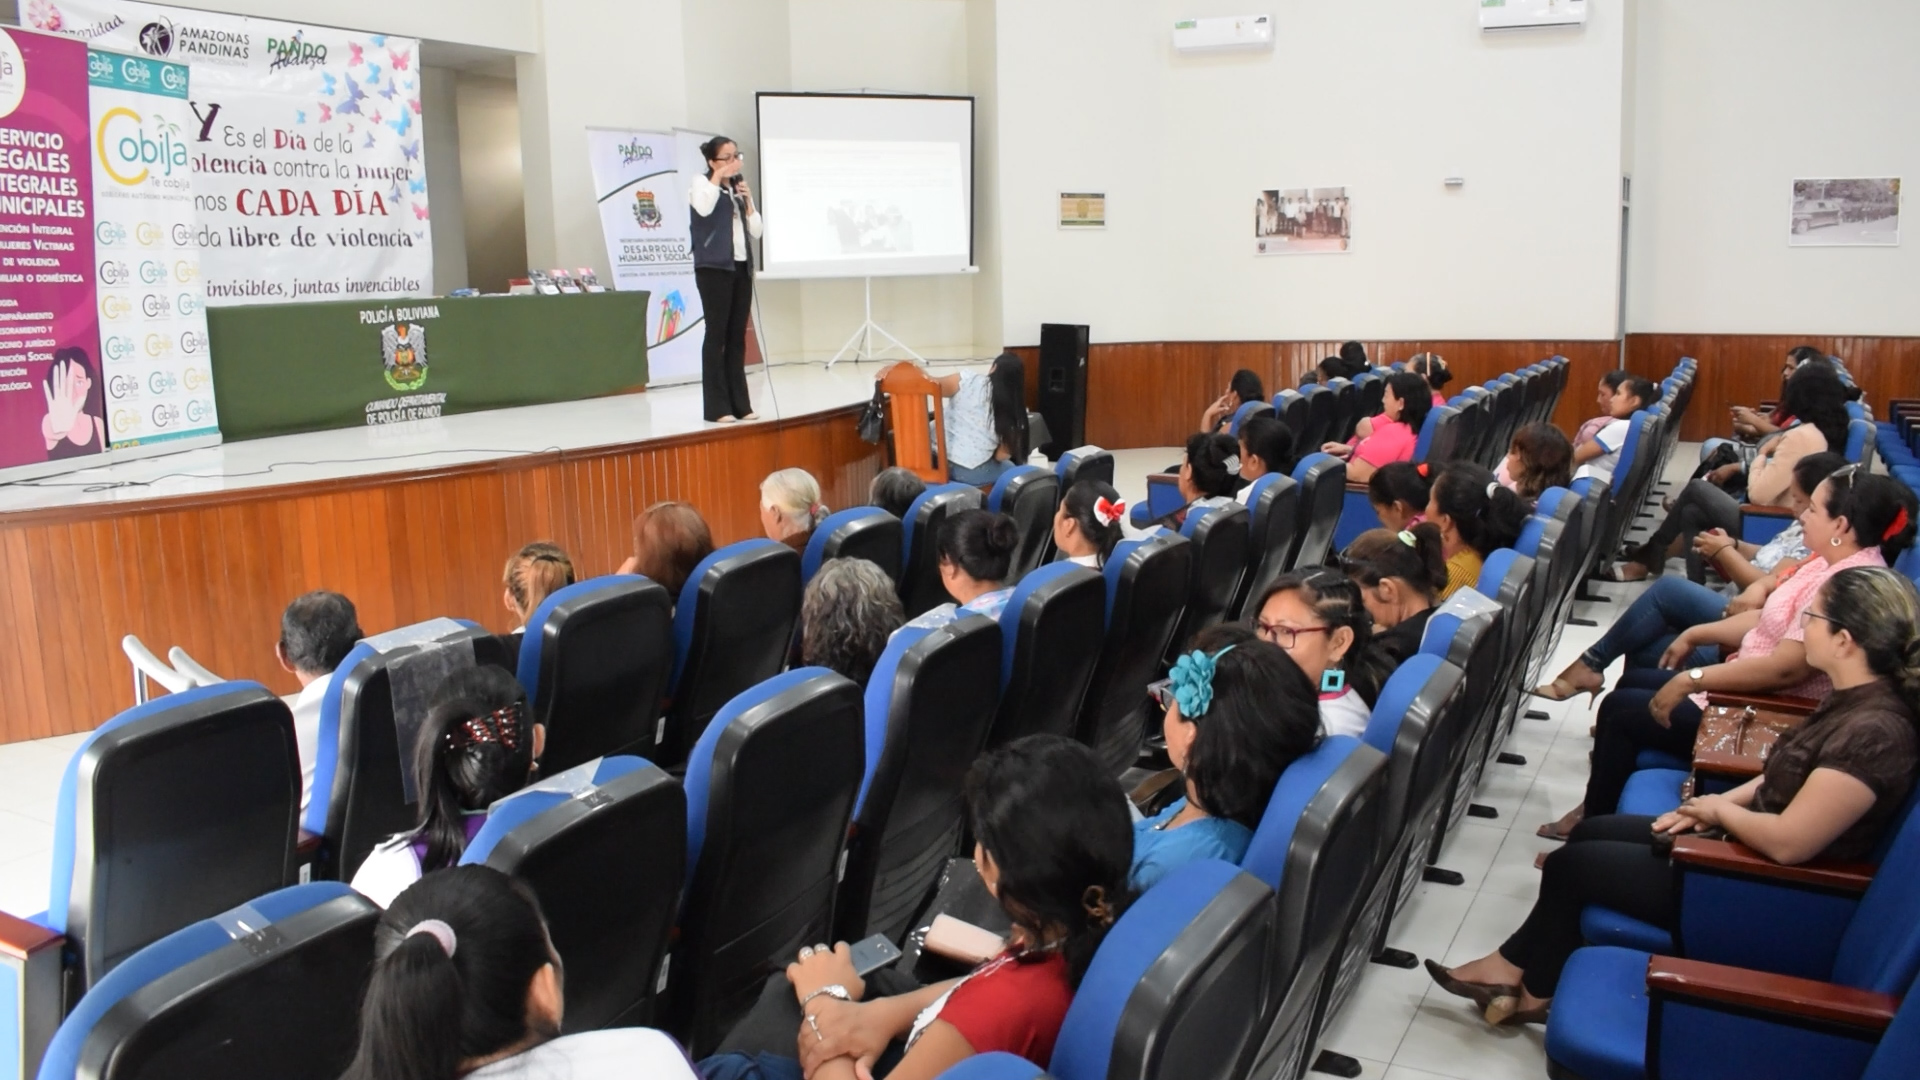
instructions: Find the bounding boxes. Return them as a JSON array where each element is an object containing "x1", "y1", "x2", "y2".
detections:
[
  {"x1": 799, "y1": 558, "x2": 904, "y2": 686},
  {"x1": 619, "y1": 501, "x2": 715, "y2": 602},
  {"x1": 1731, "y1": 344, "x2": 1831, "y2": 440},
  {"x1": 276, "y1": 590, "x2": 363, "y2": 813},
  {"x1": 1198, "y1": 368, "x2": 1266, "y2": 433},
  {"x1": 1571, "y1": 376, "x2": 1657, "y2": 480},
  {"x1": 869, "y1": 466, "x2": 927, "y2": 520}
]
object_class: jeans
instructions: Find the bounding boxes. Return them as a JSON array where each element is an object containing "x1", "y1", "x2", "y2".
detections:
[
  {"x1": 1584, "y1": 667, "x2": 1704, "y2": 816},
  {"x1": 949, "y1": 458, "x2": 1015, "y2": 486},
  {"x1": 1579, "y1": 577, "x2": 1727, "y2": 672},
  {"x1": 1500, "y1": 814, "x2": 1674, "y2": 997},
  {"x1": 1641, "y1": 480, "x2": 1741, "y2": 580}
]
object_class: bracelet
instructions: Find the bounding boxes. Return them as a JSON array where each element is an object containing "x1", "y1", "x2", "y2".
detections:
[{"x1": 799, "y1": 984, "x2": 851, "y2": 1010}]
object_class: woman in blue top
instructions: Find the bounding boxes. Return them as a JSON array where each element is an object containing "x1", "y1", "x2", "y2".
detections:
[
  {"x1": 906, "y1": 510, "x2": 1021, "y2": 631},
  {"x1": 1133, "y1": 624, "x2": 1322, "y2": 890}
]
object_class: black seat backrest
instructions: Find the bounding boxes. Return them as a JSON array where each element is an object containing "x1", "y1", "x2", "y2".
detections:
[
  {"x1": 672, "y1": 670, "x2": 865, "y2": 1056},
  {"x1": 56, "y1": 683, "x2": 300, "y2": 988},
  {"x1": 520, "y1": 577, "x2": 675, "y2": 774},
  {"x1": 990, "y1": 467, "x2": 1063, "y2": 583},
  {"x1": 1420, "y1": 404, "x2": 1466, "y2": 465},
  {"x1": 1356, "y1": 373, "x2": 1386, "y2": 427},
  {"x1": 1298, "y1": 385, "x2": 1338, "y2": 451},
  {"x1": 1274, "y1": 391, "x2": 1311, "y2": 448},
  {"x1": 1078, "y1": 532, "x2": 1194, "y2": 775},
  {"x1": 663, "y1": 540, "x2": 803, "y2": 765},
  {"x1": 469, "y1": 759, "x2": 686, "y2": 1031},
  {"x1": 1324, "y1": 377, "x2": 1360, "y2": 443},
  {"x1": 900, "y1": 484, "x2": 985, "y2": 617},
  {"x1": 1288, "y1": 454, "x2": 1348, "y2": 570},
  {"x1": 814, "y1": 510, "x2": 904, "y2": 585},
  {"x1": 838, "y1": 616, "x2": 1002, "y2": 942},
  {"x1": 1056, "y1": 446, "x2": 1116, "y2": 490},
  {"x1": 986, "y1": 563, "x2": 1109, "y2": 748},
  {"x1": 59, "y1": 884, "x2": 379, "y2": 1080},
  {"x1": 1167, "y1": 501, "x2": 1251, "y2": 654},
  {"x1": 1232, "y1": 473, "x2": 1301, "y2": 619}
]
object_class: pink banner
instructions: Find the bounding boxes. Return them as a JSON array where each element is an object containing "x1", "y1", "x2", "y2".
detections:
[{"x1": 0, "y1": 27, "x2": 103, "y2": 474}]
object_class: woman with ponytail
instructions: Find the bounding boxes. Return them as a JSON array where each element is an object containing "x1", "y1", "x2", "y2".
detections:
[
  {"x1": 1427, "y1": 565, "x2": 1920, "y2": 1031},
  {"x1": 1339, "y1": 524, "x2": 1450, "y2": 668},
  {"x1": 700, "y1": 735, "x2": 1134, "y2": 1080},
  {"x1": 350, "y1": 667, "x2": 545, "y2": 908},
  {"x1": 341, "y1": 865, "x2": 695, "y2": 1080},
  {"x1": 1053, "y1": 479, "x2": 1126, "y2": 568},
  {"x1": 761, "y1": 468, "x2": 830, "y2": 554},
  {"x1": 1426, "y1": 462, "x2": 1529, "y2": 599}
]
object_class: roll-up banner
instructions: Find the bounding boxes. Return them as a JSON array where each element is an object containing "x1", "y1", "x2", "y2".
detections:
[
  {"x1": 0, "y1": 26, "x2": 107, "y2": 481},
  {"x1": 89, "y1": 48, "x2": 218, "y2": 452},
  {"x1": 586, "y1": 126, "x2": 701, "y2": 385},
  {"x1": 27, "y1": 0, "x2": 432, "y2": 306}
]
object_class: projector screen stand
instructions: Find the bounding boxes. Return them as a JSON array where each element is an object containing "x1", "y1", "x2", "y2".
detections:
[{"x1": 829, "y1": 276, "x2": 924, "y2": 368}]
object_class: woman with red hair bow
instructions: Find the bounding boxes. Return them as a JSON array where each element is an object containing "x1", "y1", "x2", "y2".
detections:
[{"x1": 1054, "y1": 479, "x2": 1127, "y2": 569}]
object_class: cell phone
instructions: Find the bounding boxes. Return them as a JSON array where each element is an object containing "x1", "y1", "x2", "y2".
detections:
[{"x1": 847, "y1": 933, "x2": 903, "y2": 977}]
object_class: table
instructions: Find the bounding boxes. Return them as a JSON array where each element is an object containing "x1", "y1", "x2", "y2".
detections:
[{"x1": 206, "y1": 291, "x2": 650, "y2": 440}]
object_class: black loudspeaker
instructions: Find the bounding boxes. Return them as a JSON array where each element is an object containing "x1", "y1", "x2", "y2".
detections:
[{"x1": 1037, "y1": 323, "x2": 1089, "y2": 461}]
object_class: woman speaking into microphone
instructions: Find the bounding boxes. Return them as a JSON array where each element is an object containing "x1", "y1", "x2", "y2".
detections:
[{"x1": 690, "y1": 135, "x2": 764, "y2": 423}]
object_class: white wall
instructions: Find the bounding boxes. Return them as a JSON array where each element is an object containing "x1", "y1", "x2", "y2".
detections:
[
  {"x1": 993, "y1": 0, "x2": 1628, "y2": 345},
  {"x1": 140, "y1": 0, "x2": 533, "y2": 51},
  {"x1": 1626, "y1": 0, "x2": 1920, "y2": 335}
]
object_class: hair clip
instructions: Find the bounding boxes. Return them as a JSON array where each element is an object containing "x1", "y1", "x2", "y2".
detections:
[
  {"x1": 406, "y1": 919, "x2": 458, "y2": 957},
  {"x1": 1886, "y1": 506, "x2": 1910, "y2": 542},
  {"x1": 1486, "y1": 482, "x2": 1499, "y2": 499},
  {"x1": 446, "y1": 702, "x2": 524, "y2": 753},
  {"x1": 1168, "y1": 645, "x2": 1236, "y2": 719},
  {"x1": 1398, "y1": 530, "x2": 1417, "y2": 547},
  {"x1": 1416, "y1": 463, "x2": 1430, "y2": 477},
  {"x1": 1223, "y1": 454, "x2": 1242, "y2": 475},
  {"x1": 1093, "y1": 496, "x2": 1127, "y2": 527}
]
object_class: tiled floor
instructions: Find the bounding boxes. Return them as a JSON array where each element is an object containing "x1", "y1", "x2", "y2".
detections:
[{"x1": 0, "y1": 439, "x2": 1679, "y2": 1080}]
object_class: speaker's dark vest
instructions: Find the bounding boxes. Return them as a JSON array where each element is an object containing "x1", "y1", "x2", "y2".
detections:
[{"x1": 690, "y1": 181, "x2": 753, "y2": 271}]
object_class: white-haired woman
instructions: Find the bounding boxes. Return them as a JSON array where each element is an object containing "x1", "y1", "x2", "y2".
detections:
[{"x1": 761, "y1": 468, "x2": 829, "y2": 554}]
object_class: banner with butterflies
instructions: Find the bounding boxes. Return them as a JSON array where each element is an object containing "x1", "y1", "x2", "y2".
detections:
[{"x1": 24, "y1": 0, "x2": 432, "y2": 306}]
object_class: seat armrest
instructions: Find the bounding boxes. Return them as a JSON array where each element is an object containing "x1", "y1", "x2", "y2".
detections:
[
  {"x1": 1739, "y1": 504, "x2": 1796, "y2": 519},
  {"x1": 1704, "y1": 692, "x2": 1818, "y2": 715},
  {"x1": 1692, "y1": 751, "x2": 1764, "y2": 780},
  {"x1": 1344, "y1": 481, "x2": 1370, "y2": 494},
  {"x1": 1647, "y1": 956, "x2": 1898, "y2": 1032},
  {"x1": 0, "y1": 909, "x2": 62, "y2": 959},
  {"x1": 1, "y1": 910, "x2": 64, "y2": 1080},
  {"x1": 1672, "y1": 836, "x2": 1874, "y2": 893}
]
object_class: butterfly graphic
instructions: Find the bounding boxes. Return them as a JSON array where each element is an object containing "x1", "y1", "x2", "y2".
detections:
[
  {"x1": 295, "y1": 109, "x2": 306, "y2": 124},
  {"x1": 371, "y1": 34, "x2": 387, "y2": 47},
  {"x1": 409, "y1": 97, "x2": 421, "y2": 115},
  {"x1": 318, "y1": 102, "x2": 332, "y2": 123},
  {"x1": 365, "y1": 63, "x2": 382, "y2": 84},
  {"x1": 321, "y1": 72, "x2": 337, "y2": 97},
  {"x1": 409, "y1": 176, "x2": 427, "y2": 194},
  {"x1": 387, "y1": 110, "x2": 413, "y2": 138},
  {"x1": 346, "y1": 122, "x2": 355, "y2": 133},
  {"x1": 379, "y1": 79, "x2": 397, "y2": 101},
  {"x1": 399, "y1": 139, "x2": 420, "y2": 162},
  {"x1": 391, "y1": 48, "x2": 412, "y2": 71},
  {"x1": 388, "y1": 182, "x2": 402, "y2": 205},
  {"x1": 364, "y1": 133, "x2": 376, "y2": 149},
  {"x1": 413, "y1": 204, "x2": 430, "y2": 221},
  {"x1": 403, "y1": 77, "x2": 415, "y2": 90},
  {"x1": 339, "y1": 77, "x2": 367, "y2": 115},
  {"x1": 370, "y1": 109, "x2": 383, "y2": 125},
  {"x1": 348, "y1": 42, "x2": 363, "y2": 67}
]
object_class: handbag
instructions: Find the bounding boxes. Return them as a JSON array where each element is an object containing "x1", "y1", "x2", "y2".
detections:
[{"x1": 856, "y1": 381, "x2": 886, "y2": 444}]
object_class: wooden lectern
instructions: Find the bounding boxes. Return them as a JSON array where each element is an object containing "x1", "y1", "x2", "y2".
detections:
[{"x1": 879, "y1": 362, "x2": 948, "y2": 483}]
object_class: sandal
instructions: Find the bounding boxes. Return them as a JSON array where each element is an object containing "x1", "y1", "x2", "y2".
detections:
[
  {"x1": 1535, "y1": 822, "x2": 1574, "y2": 841},
  {"x1": 1530, "y1": 677, "x2": 1601, "y2": 704},
  {"x1": 1486, "y1": 994, "x2": 1552, "y2": 1026},
  {"x1": 1422, "y1": 960, "x2": 1520, "y2": 1012},
  {"x1": 1595, "y1": 562, "x2": 1652, "y2": 583}
]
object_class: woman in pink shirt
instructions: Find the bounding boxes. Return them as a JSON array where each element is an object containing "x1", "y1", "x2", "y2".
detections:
[
  {"x1": 1571, "y1": 469, "x2": 1915, "y2": 820},
  {"x1": 1322, "y1": 371, "x2": 1433, "y2": 483}
]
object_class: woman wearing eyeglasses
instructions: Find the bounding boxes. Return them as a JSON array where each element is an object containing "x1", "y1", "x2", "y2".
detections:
[
  {"x1": 1425, "y1": 566, "x2": 1920, "y2": 1029},
  {"x1": 1250, "y1": 570, "x2": 1388, "y2": 739}
]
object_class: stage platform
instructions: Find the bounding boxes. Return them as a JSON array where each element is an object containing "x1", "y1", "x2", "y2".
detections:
[{"x1": 0, "y1": 360, "x2": 933, "y2": 744}]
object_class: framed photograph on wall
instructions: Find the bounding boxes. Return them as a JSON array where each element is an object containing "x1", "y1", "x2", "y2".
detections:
[
  {"x1": 1788, "y1": 178, "x2": 1900, "y2": 246},
  {"x1": 1256, "y1": 187, "x2": 1350, "y2": 255},
  {"x1": 1059, "y1": 192, "x2": 1106, "y2": 229}
]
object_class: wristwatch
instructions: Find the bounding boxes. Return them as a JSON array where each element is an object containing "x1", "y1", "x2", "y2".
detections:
[
  {"x1": 799, "y1": 984, "x2": 851, "y2": 1009},
  {"x1": 1687, "y1": 668, "x2": 1705, "y2": 682}
]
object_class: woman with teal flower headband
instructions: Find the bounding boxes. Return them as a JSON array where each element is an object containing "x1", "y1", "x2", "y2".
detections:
[{"x1": 1132, "y1": 625, "x2": 1320, "y2": 891}]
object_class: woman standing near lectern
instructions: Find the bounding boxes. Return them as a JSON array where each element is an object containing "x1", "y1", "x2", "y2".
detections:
[{"x1": 691, "y1": 136, "x2": 764, "y2": 423}]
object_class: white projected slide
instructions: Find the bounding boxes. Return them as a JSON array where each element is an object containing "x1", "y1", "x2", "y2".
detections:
[{"x1": 758, "y1": 94, "x2": 974, "y2": 279}]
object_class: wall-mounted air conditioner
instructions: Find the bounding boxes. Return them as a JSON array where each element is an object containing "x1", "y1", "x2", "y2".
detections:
[
  {"x1": 1172, "y1": 15, "x2": 1274, "y2": 53},
  {"x1": 1480, "y1": 0, "x2": 1587, "y2": 32}
]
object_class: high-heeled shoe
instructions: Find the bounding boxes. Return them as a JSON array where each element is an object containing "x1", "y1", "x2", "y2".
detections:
[
  {"x1": 1485, "y1": 993, "x2": 1552, "y2": 1026},
  {"x1": 1530, "y1": 663, "x2": 1602, "y2": 704},
  {"x1": 1422, "y1": 960, "x2": 1520, "y2": 1011}
]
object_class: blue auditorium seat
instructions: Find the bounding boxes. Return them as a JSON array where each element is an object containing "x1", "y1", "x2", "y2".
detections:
[
  {"x1": 516, "y1": 574, "x2": 674, "y2": 774},
  {"x1": 900, "y1": 482, "x2": 985, "y2": 617},
  {"x1": 1076, "y1": 532, "x2": 1192, "y2": 776},
  {"x1": 983, "y1": 561, "x2": 1106, "y2": 748},
  {"x1": 1287, "y1": 453, "x2": 1346, "y2": 570},
  {"x1": 987, "y1": 465, "x2": 1062, "y2": 583},
  {"x1": 1228, "y1": 398, "x2": 1275, "y2": 436},
  {"x1": 662, "y1": 538, "x2": 802, "y2": 764},
  {"x1": 1164, "y1": 499, "x2": 1249, "y2": 654},
  {"x1": 1230, "y1": 472, "x2": 1300, "y2": 618},
  {"x1": 935, "y1": 1053, "x2": 1053, "y2": 1080},
  {"x1": 1053, "y1": 446, "x2": 1114, "y2": 491},
  {"x1": 803, "y1": 507, "x2": 903, "y2": 585}
]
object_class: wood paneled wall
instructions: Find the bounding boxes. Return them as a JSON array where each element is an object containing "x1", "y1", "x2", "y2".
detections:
[
  {"x1": 1010, "y1": 339, "x2": 1623, "y2": 451},
  {"x1": 0, "y1": 406, "x2": 883, "y2": 743},
  {"x1": 1626, "y1": 334, "x2": 1920, "y2": 442}
]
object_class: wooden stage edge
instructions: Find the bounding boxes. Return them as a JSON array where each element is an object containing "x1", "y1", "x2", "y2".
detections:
[{"x1": 5, "y1": 331, "x2": 1914, "y2": 742}]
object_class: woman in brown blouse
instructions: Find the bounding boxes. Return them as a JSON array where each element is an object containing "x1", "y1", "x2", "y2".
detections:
[{"x1": 1424, "y1": 565, "x2": 1920, "y2": 1027}]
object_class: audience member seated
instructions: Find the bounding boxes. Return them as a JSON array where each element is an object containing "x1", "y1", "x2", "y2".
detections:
[
  {"x1": 1426, "y1": 462, "x2": 1529, "y2": 600},
  {"x1": 1368, "y1": 462, "x2": 1431, "y2": 532},
  {"x1": 1407, "y1": 352, "x2": 1451, "y2": 407},
  {"x1": 1730, "y1": 344, "x2": 1831, "y2": 441},
  {"x1": 276, "y1": 589, "x2": 363, "y2": 813},
  {"x1": 1135, "y1": 624, "x2": 1320, "y2": 889},
  {"x1": 1571, "y1": 376, "x2": 1657, "y2": 482},
  {"x1": 698, "y1": 735, "x2": 1133, "y2": 1080},
  {"x1": 350, "y1": 667, "x2": 545, "y2": 908},
  {"x1": 907, "y1": 509, "x2": 1021, "y2": 629},
  {"x1": 1153, "y1": 432, "x2": 1240, "y2": 529},
  {"x1": 1338, "y1": 340, "x2": 1369, "y2": 375},
  {"x1": 762, "y1": 468, "x2": 830, "y2": 555},
  {"x1": 1235, "y1": 414, "x2": 1296, "y2": 502},
  {"x1": 870, "y1": 466, "x2": 928, "y2": 520},
  {"x1": 1320, "y1": 371, "x2": 1433, "y2": 483},
  {"x1": 502, "y1": 542, "x2": 576, "y2": 634},
  {"x1": 341, "y1": 865, "x2": 697, "y2": 1080},
  {"x1": 1567, "y1": 469, "x2": 1916, "y2": 827},
  {"x1": 938, "y1": 352, "x2": 1029, "y2": 487},
  {"x1": 1339, "y1": 525, "x2": 1449, "y2": 669},
  {"x1": 1425, "y1": 565, "x2": 1920, "y2": 1029},
  {"x1": 1053, "y1": 479, "x2": 1126, "y2": 568},
  {"x1": 1574, "y1": 369, "x2": 1632, "y2": 447},
  {"x1": 1532, "y1": 452, "x2": 1848, "y2": 706},
  {"x1": 1498, "y1": 422, "x2": 1573, "y2": 504},
  {"x1": 1250, "y1": 569, "x2": 1386, "y2": 739},
  {"x1": 1199, "y1": 367, "x2": 1266, "y2": 434},
  {"x1": 618, "y1": 500, "x2": 716, "y2": 600},
  {"x1": 799, "y1": 558, "x2": 905, "y2": 686},
  {"x1": 1614, "y1": 360, "x2": 1852, "y2": 581}
]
